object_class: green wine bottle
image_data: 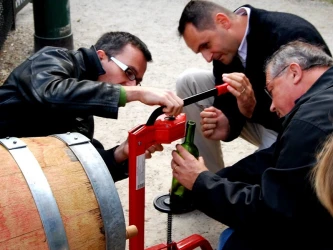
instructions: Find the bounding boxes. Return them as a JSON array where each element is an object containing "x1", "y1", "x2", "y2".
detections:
[{"x1": 170, "y1": 120, "x2": 199, "y2": 213}]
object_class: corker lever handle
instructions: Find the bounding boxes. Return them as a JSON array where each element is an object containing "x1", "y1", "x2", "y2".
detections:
[{"x1": 146, "y1": 83, "x2": 229, "y2": 126}]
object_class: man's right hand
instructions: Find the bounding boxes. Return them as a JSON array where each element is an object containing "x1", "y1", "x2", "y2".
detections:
[
  {"x1": 123, "y1": 86, "x2": 184, "y2": 116},
  {"x1": 171, "y1": 144, "x2": 208, "y2": 191},
  {"x1": 200, "y1": 106, "x2": 230, "y2": 140}
]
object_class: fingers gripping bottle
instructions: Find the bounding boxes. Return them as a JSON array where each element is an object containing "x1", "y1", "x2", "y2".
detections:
[{"x1": 170, "y1": 120, "x2": 199, "y2": 213}]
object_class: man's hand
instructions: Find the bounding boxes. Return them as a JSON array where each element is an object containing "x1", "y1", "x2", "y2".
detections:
[
  {"x1": 171, "y1": 144, "x2": 208, "y2": 190},
  {"x1": 200, "y1": 106, "x2": 230, "y2": 140},
  {"x1": 114, "y1": 138, "x2": 164, "y2": 163},
  {"x1": 222, "y1": 73, "x2": 256, "y2": 118},
  {"x1": 145, "y1": 144, "x2": 164, "y2": 159},
  {"x1": 123, "y1": 86, "x2": 184, "y2": 116}
]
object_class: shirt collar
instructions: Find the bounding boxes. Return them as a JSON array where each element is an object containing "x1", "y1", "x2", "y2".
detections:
[{"x1": 234, "y1": 7, "x2": 251, "y2": 67}]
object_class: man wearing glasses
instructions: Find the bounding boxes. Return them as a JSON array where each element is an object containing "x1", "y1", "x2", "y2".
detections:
[
  {"x1": 171, "y1": 40, "x2": 333, "y2": 250},
  {"x1": 0, "y1": 31, "x2": 183, "y2": 182},
  {"x1": 176, "y1": 1, "x2": 331, "y2": 173}
]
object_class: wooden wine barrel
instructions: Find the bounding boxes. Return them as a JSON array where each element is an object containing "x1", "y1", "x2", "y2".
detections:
[{"x1": 0, "y1": 133, "x2": 126, "y2": 250}]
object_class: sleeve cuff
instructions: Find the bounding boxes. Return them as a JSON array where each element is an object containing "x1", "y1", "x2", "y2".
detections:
[{"x1": 118, "y1": 86, "x2": 127, "y2": 107}]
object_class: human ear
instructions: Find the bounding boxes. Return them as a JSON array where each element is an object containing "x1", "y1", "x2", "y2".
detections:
[
  {"x1": 289, "y1": 63, "x2": 302, "y2": 85},
  {"x1": 215, "y1": 13, "x2": 231, "y2": 29},
  {"x1": 96, "y1": 50, "x2": 107, "y2": 61}
]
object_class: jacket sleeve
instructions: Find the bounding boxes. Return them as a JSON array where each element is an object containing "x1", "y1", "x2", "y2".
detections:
[
  {"x1": 192, "y1": 120, "x2": 327, "y2": 229},
  {"x1": 96, "y1": 146, "x2": 129, "y2": 182},
  {"x1": 92, "y1": 139, "x2": 128, "y2": 182},
  {"x1": 192, "y1": 146, "x2": 274, "y2": 229},
  {"x1": 19, "y1": 48, "x2": 121, "y2": 118}
]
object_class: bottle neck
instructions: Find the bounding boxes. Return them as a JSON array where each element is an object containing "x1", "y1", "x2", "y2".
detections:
[{"x1": 184, "y1": 121, "x2": 196, "y2": 144}]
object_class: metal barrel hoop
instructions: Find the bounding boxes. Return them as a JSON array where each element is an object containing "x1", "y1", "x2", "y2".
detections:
[
  {"x1": 51, "y1": 132, "x2": 126, "y2": 250},
  {"x1": 0, "y1": 137, "x2": 70, "y2": 250}
]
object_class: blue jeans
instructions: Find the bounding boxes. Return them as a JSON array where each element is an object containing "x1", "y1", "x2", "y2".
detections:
[{"x1": 217, "y1": 228, "x2": 234, "y2": 250}]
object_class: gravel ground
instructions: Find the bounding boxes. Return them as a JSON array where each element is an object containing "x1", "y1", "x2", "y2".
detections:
[{"x1": 1, "y1": 0, "x2": 333, "y2": 249}]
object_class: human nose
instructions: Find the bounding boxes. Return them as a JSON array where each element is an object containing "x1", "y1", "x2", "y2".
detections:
[
  {"x1": 201, "y1": 50, "x2": 213, "y2": 63},
  {"x1": 270, "y1": 102, "x2": 276, "y2": 113}
]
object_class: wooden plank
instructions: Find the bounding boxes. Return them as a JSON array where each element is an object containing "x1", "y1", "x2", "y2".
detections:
[
  {"x1": 65, "y1": 208, "x2": 105, "y2": 250},
  {"x1": 0, "y1": 229, "x2": 47, "y2": 250},
  {"x1": 0, "y1": 201, "x2": 42, "y2": 242},
  {"x1": 52, "y1": 183, "x2": 99, "y2": 219},
  {"x1": 0, "y1": 173, "x2": 31, "y2": 208},
  {"x1": 0, "y1": 148, "x2": 21, "y2": 177}
]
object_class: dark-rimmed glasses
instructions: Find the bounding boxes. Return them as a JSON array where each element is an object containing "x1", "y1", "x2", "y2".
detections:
[{"x1": 110, "y1": 57, "x2": 141, "y2": 86}]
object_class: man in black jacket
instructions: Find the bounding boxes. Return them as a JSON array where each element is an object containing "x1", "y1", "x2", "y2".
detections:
[
  {"x1": 0, "y1": 31, "x2": 183, "y2": 181},
  {"x1": 176, "y1": 0, "x2": 331, "y2": 172},
  {"x1": 171, "y1": 41, "x2": 333, "y2": 249}
]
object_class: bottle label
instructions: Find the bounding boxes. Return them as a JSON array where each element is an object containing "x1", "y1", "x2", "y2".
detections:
[{"x1": 136, "y1": 153, "x2": 145, "y2": 190}]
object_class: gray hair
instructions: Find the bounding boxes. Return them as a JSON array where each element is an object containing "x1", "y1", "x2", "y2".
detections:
[{"x1": 265, "y1": 40, "x2": 333, "y2": 79}]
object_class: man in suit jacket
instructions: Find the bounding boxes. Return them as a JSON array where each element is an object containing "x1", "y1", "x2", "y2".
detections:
[
  {"x1": 176, "y1": 0, "x2": 331, "y2": 172},
  {"x1": 172, "y1": 40, "x2": 333, "y2": 250}
]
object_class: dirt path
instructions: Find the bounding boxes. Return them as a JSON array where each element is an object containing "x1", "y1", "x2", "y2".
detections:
[{"x1": 1, "y1": 0, "x2": 333, "y2": 249}]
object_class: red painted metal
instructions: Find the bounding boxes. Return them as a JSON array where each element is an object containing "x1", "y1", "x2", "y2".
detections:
[
  {"x1": 216, "y1": 83, "x2": 229, "y2": 96},
  {"x1": 176, "y1": 234, "x2": 213, "y2": 250},
  {"x1": 146, "y1": 234, "x2": 213, "y2": 250},
  {"x1": 128, "y1": 83, "x2": 230, "y2": 249},
  {"x1": 145, "y1": 242, "x2": 171, "y2": 250},
  {"x1": 128, "y1": 113, "x2": 187, "y2": 250}
]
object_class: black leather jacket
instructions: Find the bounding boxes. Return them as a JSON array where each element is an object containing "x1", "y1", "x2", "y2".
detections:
[
  {"x1": 0, "y1": 46, "x2": 128, "y2": 181},
  {"x1": 0, "y1": 45, "x2": 122, "y2": 138}
]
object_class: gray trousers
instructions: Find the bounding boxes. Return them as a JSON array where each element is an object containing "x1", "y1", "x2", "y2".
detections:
[{"x1": 176, "y1": 69, "x2": 278, "y2": 172}]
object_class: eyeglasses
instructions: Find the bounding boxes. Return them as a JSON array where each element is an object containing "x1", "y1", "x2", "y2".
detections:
[
  {"x1": 264, "y1": 63, "x2": 323, "y2": 99},
  {"x1": 110, "y1": 56, "x2": 141, "y2": 86},
  {"x1": 264, "y1": 64, "x2": 289, "y2": 99}
]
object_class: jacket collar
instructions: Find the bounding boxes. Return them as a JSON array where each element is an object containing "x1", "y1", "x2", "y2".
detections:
[
  {"x1": 78, "y1": 45, "x2": 106, "y2": 80},
  {"x1": 283, "y1": 66, "x2": 333, "y2": 125},
  {"x1": 294, "y1": 66, "x2": 333, "y2": 107}
]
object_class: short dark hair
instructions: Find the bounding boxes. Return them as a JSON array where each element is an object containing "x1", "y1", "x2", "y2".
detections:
[
  {"x1": 178, "y1": 0, "x2": 233, "y2": 36},
  {"x1": 95, "y1": 31, "x2": 152, "y2": 62}
]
